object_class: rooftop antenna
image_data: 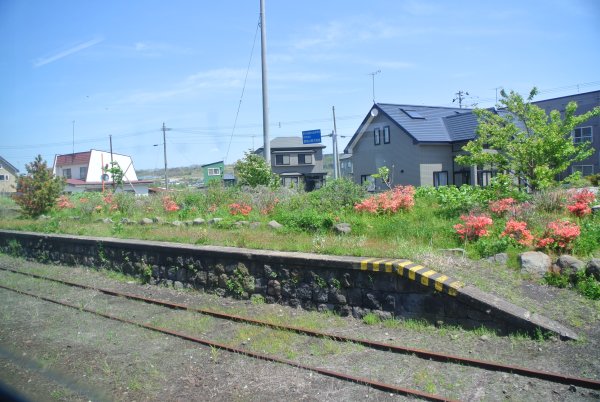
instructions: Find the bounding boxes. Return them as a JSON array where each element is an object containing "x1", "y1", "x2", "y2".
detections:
[
  {"x1": 369, "y1": 70, "x2": 381, "y2": 103},
  {"x1": 72, "y1": 120, "x2": 75, "y2": 155}
]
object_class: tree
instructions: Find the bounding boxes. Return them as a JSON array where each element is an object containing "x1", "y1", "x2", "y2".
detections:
[
  {"x1": 14, "y1": 155, "x2": 65, "y2": 217},
  {"x1": 234, "y1": 151, "x2": 279, "y2": 188},
  {"x1": 103, "y1": 161, "x2": 125, "y2": 190},
  {"x1": 455, "y1": 88, "x2": 600, "y2": 191}
]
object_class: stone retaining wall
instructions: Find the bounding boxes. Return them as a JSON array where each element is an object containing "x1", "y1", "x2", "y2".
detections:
[{"x1": 0, "y1": 230, "x2": 577, "y2": 339}]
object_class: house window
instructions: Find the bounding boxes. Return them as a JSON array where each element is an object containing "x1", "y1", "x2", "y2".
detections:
[
  {"x1": 63, "y1": 168, "x2": 71, "y2": 179},
  {"x1": 383, "y1": 126, "x2": 390, "y2": 144},
  {"x1": 433, "y1": 171, "x2": 448, "y2": 187},
  {"x1": 573, "y1": 127, "x2": 592, "y2": 144},
  {"x1": 207, "y1": 168, "x2": 221, "y2": 176},
  {"x1": 275, "y1": 154, "x2": 290, "y2": 165},
  {"x1": 298, "y1": 154, "x2": 312, "y2": 164},
  {"x1": 374, "y1": 129, "x2": 381, "y2": 145},
  {"x1": 361, "y1": 175, "x2": 375, "y2": 191},
  {"x1": 572, "y1": 165, "x2": 594, "y2": 176},
  {"x1": 80, "y1": 166, "x2": 88, "y2": 180},
  {"x1": 477, "y1": 170, "x2": 495, "y2": 187},
  {"x1": 0, "y1": 175, "x2": 7, "y2": 181},
  {"x1": 282, "y1": 176, "x2": 299, "y2": 187}
]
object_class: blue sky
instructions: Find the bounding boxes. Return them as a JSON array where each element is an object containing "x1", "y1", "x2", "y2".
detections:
[{"x1": 1, "y1": 0, "x2": 599, "y2": 173}]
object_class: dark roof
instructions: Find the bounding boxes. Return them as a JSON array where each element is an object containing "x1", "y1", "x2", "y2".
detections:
[
  {"x1": 0, "y1": 156, "x2": 19, "y2": 175},
  {"x1": 223, "y1": 173, "x2": 235, "y2": 180},
  {"x1": 345, "y1": 103, "x2": 481, "y2": 152},
  {"x1": 376, "y1": 103, "x2": 473, "y2": 142}
]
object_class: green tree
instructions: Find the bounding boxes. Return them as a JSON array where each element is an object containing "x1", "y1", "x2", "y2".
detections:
[
  {"x1": 456, "y1": 88, "x2": 600, "y2": 191},
  {"x1": 14, "y1": 155, "x2": 65, "y2": 217},
  {"x1": 103, "y1": 161, "x2": 125, "y2": 189},
  {"x1": 234, "y1": 151, "x2": 279, "y2": 188}
]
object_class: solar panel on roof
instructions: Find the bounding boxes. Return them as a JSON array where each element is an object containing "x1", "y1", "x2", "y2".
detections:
[{"x1": 400, "y1": 108, "x2": 425, "y2": 119}]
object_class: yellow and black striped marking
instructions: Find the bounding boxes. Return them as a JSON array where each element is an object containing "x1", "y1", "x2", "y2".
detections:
[{"x1": 359, "y1": 258, "x2": 464, "y2": 297}]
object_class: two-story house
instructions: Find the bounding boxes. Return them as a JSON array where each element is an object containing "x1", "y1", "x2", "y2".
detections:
[
  {"x1": 0, "y1": 156, "x2": 19, "y2": 195},
  {"x1": 255, "y1": 137, "x2": 327, "y2": 191},
  {"x1": 344, "y1": 104, "x2": 482, "y2": 190},
  {"x1": 52, "y1": 149, "x2": 152, "y2": 194},
  {"x1": 533, "y1": 90, "x2": 600, "y2": 179}
]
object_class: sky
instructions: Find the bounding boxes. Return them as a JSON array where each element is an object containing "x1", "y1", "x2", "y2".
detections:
[{"x1": 1, "y1": 0, "x2": 599, "y2": 174}]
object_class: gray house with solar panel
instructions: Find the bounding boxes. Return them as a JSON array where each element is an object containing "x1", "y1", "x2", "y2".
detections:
[{"x1": 344, "y1": 103, "x2": 486, "y2": 190}]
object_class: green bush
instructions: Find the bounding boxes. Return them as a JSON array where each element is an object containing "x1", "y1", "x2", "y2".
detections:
[
  {"x1": 14, "y1": 155, "x2": 64, "y2": 217},
  {"x1": 573, "y1": 216, "x2": 600, "y2": 256},
  {"x1": 307, "y1": 179, "x2": 366, "y2": 212},
  {"x1": 272, "y1": 207, "x2": 333, "y2": 232},
  {"x1": 472, "y1": 236, "x2": 510, "y2": 258}
]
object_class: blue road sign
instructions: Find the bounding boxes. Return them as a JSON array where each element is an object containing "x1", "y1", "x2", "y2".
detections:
[{"x1": 302, "y1": 129, "x2": 322, "y2": 144}]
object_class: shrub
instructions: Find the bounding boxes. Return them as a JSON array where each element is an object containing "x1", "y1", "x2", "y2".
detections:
[
  {"x1": 354, "y1": 185, "x2": 415, "y2": 214},
  {"x1": 473, "y1": 236, "x2": 509, "y2": 258},
  {"x1": 488, "y1": 198, "x2": 515, "y2": 216},
  {"x1": 56, "y1": 195, "x2": 74, "y2": 209},
  {"x1": 500, "y1": 219, "x2": 533, "y2": 246},
  {"x1": 453, "y1": 214, "x2": 493, "y2": 241},
  {"x1": 532, "y1": 188, "x2": 569, "y2": 213},
  {"x1": 418, "y1": 185, "x2": 491, "y2": 218},
  {"x1": 162, "y1": 195, "x2": 180, "y2": 212},
  {"x1": 229, "y1": 202, "x2": 252, "y2": 216},
  {"x1": 308, "y1": 179, "x2": 365, "y2": 212},
  {"x1": 536, "y1": 220, "x2": 580, "y2": 253},
  {"x1": 566, "y1": 189, "x2": 596, "y2": 217},
  {"x1": 14, "y1": 155, "x2": 64, "y2": 217}
]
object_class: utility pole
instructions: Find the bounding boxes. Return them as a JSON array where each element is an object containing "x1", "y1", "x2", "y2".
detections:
[
  {"x1": 369, "y1": 70, "x2": 381, "y2": 103},
  {"x1": 332, "y1": 106, "x2": 339, "y2": 180},
  {"x1": 260, "y1": 0, "x2": 271, "y2": 166},
  {"x1": 453, "y1": 90, "x2": 469, "y2": 108},
  {"x1": 109, "y1": 134, "x2": 115, "y2": 190},
  {"x1": 162, "y1": 122, "x2": 170, "y2": 191}
]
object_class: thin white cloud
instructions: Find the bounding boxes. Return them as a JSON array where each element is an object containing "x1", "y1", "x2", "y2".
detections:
[
  {"x1": 117, "y1": 68, "x2": 251, "y2": 105},
  {"x1": 33, "y1": 37, "x2": 104, "y2": 68}
]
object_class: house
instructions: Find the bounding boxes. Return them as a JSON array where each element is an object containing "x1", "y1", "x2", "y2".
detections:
[
  {"x1": 52, "y1": 150, "x2": 152, "y2": 194},
  {"x1": 344, "y1": 104, "x2": 483, "y2": 190},
  {"x1": 255, "y1": 137, "x2": 327, "y2": 191},
  {"x1": 339, "y1": 153, "x2": 353, "y2": 179},
  {"x1": 201, "y1": 161, "x2": 225, "y2": 185},
  {"x1": 533, "y1": 90, "x2": 600, "y2": 178},
  {"x1": 0, "y1": 156, "x2": 19, "y2": 195}
]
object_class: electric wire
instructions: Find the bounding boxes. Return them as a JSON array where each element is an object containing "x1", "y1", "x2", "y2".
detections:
[{"x1": 223, "y1": 17, "x2": 261, "y2": 164}]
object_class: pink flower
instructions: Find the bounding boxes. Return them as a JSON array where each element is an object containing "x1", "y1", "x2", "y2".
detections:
[
  {"x1": 536, "y1": 220, "x2": 580, "y2": 252},
  {"x1": 162, "y1": 195, "x2": 180, "y2": 212},
  {"x1": 489, "y1": 198, "x2": 515, "y2": 215},
  {"x1": 501, "y1": 219, "x2": 533, "y2": 246},
  {"x1": 566, "y1": 189, "x2": 596, "y2": 217},
  {"x1": 354, "y1": 185, "x2": 415, "y2": 214},
  {"x1": 229, "y1": 203, "x2": 252, "y2": 216},
  {"x1": 56, "y1": 195, "x2": 74, "y2": 209},
  {"x1": 454, "y1": 214, "x2": 493, "y2": 241}
]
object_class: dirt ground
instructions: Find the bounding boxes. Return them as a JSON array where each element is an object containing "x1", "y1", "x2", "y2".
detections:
[{"x1": 0, "y1": 254, "x2": 599, "y2": 401}]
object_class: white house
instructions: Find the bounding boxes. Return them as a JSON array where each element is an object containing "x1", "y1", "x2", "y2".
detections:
[{"x1": 52, "y1": 150, "x2": 152, "y2": 194}]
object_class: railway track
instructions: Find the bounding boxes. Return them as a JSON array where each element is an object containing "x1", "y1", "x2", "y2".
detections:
[{"x1": 1, "y1": 265, "x2": 599, "y2": 401}]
